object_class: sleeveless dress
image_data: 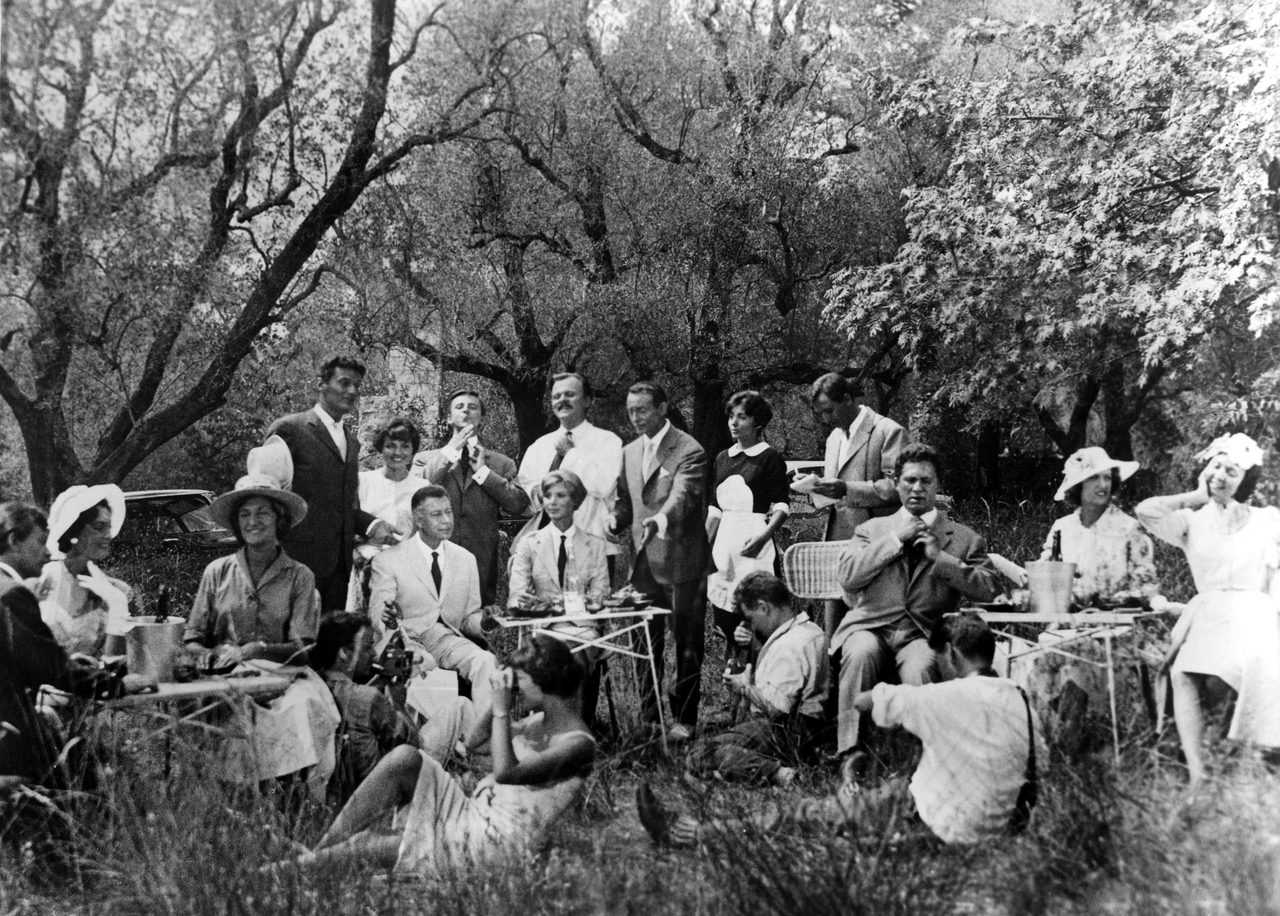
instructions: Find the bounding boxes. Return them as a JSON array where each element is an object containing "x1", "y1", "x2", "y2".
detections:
[
  {"x1": 1141, "y1": 501, "x2": 1280, "y2": 747},
  {"x1": 395, "y1": 717, "x2": 594, "y2": 875}
]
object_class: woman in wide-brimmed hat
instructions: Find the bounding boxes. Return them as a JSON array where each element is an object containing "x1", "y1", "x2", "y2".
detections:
[
  {"x1": 32, "y1": 484, "x2": 135, "y2": 658},
  {"x1": 1137, "y1": 433, "x2": 1280, "y2": 787},
  {"x1": 184, "y1": 436, "x2": 316, "y2": 667},
  {"x1": 1043, "y1": 446, "x2": 1158, "y2": 605}
]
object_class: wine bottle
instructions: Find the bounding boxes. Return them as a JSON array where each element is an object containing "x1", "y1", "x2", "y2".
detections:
[
  {"x1": 155, "y1": 583, "x2": 170, "y2": 622},
  {"x1": 1049, "y1": 530, "x2": 1063, "y2": 562}
]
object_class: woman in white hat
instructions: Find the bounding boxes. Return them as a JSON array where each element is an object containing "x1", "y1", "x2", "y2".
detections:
[
  {"x1": 32, "y1": 484, "x2": 134, "y2": 658},
  {"x1": 1137, "y1": 433, "x2": 1280, "y2": 787},
  {"x1": 1044, "y1": 446, "x2": 1158, "y2": 606},
  {"x1": 184, "y1": 437, "x2": 317, "y2": 668}
]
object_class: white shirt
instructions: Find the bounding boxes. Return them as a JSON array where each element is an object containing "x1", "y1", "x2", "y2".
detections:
[
  {"x1": 0, "y1": 561, "x2": 23, "y2": 583},
  {"x1": 415, "y1": 536, "x2": 446, "y2": 584},
  {"x1": 833, "y1": 406, "x2": 869, "y2": 469},
  {"x1": 517, "y1": 421, "x2": 623, "y2": 554},
  {"x1": 640, "y1": 421, "x2": 674, "y2": 539},
  {"x1": 434, "y1": 435, "x2": 492, "y2": 486},
  {"x1": 752, "y1": 611, "x2": 828, "y2": 718},
  {"x1": 872, "y1": 677, "x2": 1037, "y2": 844},
  {"x1": 313, "y1": 404, "x2": 348, "y2": 458}
]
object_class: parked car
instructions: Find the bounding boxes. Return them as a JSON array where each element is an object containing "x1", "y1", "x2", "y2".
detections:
[{"x1": 117, "y1": 489, "x2": 237, "y2": 555}]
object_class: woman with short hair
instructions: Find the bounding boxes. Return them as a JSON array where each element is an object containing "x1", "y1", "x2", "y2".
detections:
[{"x1": 1137, "y1": 433, "x2": 1280, "y2": 786}]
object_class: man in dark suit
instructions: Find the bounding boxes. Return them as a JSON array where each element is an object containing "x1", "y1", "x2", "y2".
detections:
[
  {"x1": 413, "y1": 388, "x2": 529, "y2": 606},
  {"x1": 832, "y1": 443, "x2": 998, "y2": 758},
  {"x1": 1, "y1": 502, "x2": 152, "y2": 882},
  {"x1": 268, "y1": 355, "x2": 396, "y2": 612},
  {"x1": 608, "y1": 381, "x2": 712, "y2": 742}
]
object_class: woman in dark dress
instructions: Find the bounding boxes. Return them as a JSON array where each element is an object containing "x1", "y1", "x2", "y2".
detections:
[{"x1": 705, "y1": 390, "x2": 791, "y2": 649}]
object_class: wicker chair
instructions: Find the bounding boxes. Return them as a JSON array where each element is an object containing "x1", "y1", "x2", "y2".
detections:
[{"x1": 781, "y1": 541, "x2": 847, "y2": 600}]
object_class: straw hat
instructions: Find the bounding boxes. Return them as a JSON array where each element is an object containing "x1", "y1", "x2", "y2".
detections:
[
  {"x1": 1054, "y1": 447, "x2": 1140, "y2": 502},
  {"x1": 46, "y1": 484, "x2": 127, "y2": 558},
  {"x1": 209, "y1": 436, "x2": 308, "y2": 529}
]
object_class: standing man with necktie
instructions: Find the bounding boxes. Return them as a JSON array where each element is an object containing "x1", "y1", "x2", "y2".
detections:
[
  {"x1": 607, "y1": 381, "x2": 713, "y2": 743},
  {"x1": 517, "y1": 372, "x2": 623, "y2": 577},
  {"x1": 268, "y1": 355, "x2": 398, "y2": 612},
  {"x1": 368, "y1": 486, "x2": 497, "y2": 712},
  {"x1": 807, "y1": 372, "x2": 905, "y2": 641},
  {"x1": 414, "y1": 389, "x2": 529, "y2": 606}
]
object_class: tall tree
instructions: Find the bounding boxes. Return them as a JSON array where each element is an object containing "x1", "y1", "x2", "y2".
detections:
[{"x1": 0, "y1": 0, "x2": 503, "y2": 502}]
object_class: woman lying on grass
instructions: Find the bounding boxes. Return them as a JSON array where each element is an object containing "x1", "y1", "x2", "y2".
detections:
[{"x1": 292, "y1": 633, "x2": 595, "y2": 875}]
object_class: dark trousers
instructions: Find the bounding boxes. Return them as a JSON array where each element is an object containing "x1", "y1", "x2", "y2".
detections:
[
  {"x1": 315, "y1": 561, "x2": 353, "y2": 614},
  {"x1": 631, "y1": 555, "x2": 706, "y2": 728}
]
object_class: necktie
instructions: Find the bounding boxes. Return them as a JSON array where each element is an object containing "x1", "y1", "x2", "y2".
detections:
[
  {"x1": 550, "y1": 431, "x2": 572, "y2": 472},
  {"x1": 431, "y1": 550, "x2": 442, "y2": 594},
  {"x1": 558, "y1": 534, "x2": 568, "y2": 588},
  {"x1": 458, "y1": 439, "x2": 471, "y2": 476},
  {"x1": 642, "y1": 438, "x2": 655, "y2": 478}
]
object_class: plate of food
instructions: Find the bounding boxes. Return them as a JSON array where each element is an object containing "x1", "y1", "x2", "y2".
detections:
[
  {"x1": 603, "y1": 586, "x2": 653, "y2": 610},
  {"x1": 973, "y1": 590, "x2": 1029, "y2": 612},
  {"x1": 509, "y1": 595, "x2": 564, "y2": 618}
]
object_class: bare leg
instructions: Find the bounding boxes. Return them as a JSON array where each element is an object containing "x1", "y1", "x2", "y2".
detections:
[
  {"x1": 1171, "y1": 672, "x2": 1207, "y2": 786},
  {"x1": 317, "y1": 746, "x2": 423, "y2": 849},
  {"x1": 297, "y1": 831, "x2": 402, "y2": 870}
]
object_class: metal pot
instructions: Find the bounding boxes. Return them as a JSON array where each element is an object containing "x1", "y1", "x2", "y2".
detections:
[{"x1": 125, "y1": 616, "x2": 186, "y2": 683}]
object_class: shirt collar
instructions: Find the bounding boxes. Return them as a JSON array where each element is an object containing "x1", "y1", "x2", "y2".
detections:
[
  {"x1": 894, "y1": 505, "x2": 939, "y2": 526},
  {"x1": 553, "y1": 525, "x2": 577, "y2": 541},
  {"x1": 0, "y1": 561, "x2": 24, "y2": 583},
  {"x1": 728, "y1": 441, "x2": 769, "y2": 457},
  {"x1": 646, "y1": 420, "x2": 671, "y2": 449},
  {"x1": 313, "y1": 403, "x2": 343, "y2": 429}
]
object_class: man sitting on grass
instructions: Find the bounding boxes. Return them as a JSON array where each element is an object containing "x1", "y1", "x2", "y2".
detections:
[
  {"x1": 639, "y1": 612, "x2": 1041, "y2": 846},
  {"x1": 686, "y1": 572, "x2": 827, "y2": 787}
]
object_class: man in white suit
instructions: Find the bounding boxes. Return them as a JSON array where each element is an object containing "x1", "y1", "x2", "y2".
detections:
[
  {"x1": 368, "y1": 485, "x2": 497, "y2": 712},
  {"x1": 808, "y1": 372, "x2": 905, "y2": 640}
]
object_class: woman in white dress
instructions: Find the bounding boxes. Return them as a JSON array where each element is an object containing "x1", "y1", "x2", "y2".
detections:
[
  {"x1": 348, "y1": 418, "x2": 429, "y2": 612},
  {"x1": 1042, "y1": 446, "x2": 1158, "y2": 605},
  {"x1": 294, "y1": 633, "x2": 595, "y2": 875},
  {"x1": 1136, "y1": 433, "x2": 1280, "y2": 786},
  {"x1": 33, "y1": 485, "x2": 134, "y2": 658}
]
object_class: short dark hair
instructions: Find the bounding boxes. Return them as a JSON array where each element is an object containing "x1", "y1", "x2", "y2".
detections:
[
  {"x1": 929, "y1": 611, "x2": 995, "y2": 666},
  {"x1": 810, "y1": 371, "x2": 862, "y2": 403},
  {"x1": 895, "y1": 443, "x2": 942, "y2": 483},
  {"x1": 0, "y1": 502, "x2": 47, "y2": 552},
  {"x1": 58, "y1": 501, "x2": 111, "y2": 555},
  {"x1": 228, "y1": 495, "x2": 292, "y2": 546},
  {"x1": 411, "y1": 484, "x2": 449, "y2": 511},
  {"x1": 509, "y1": 632, "x2": 583, "y2": 698},
  {"x1": 732, "y1": 572, "x2": 792, "y2": 616},
  {"x1": 726, "y1": 390, "x2": 773, "y2": 430},
  {"x1": 319, "y1": 354, "x2": 367, "y2": 384},
  {"x1": 446, "y1": 388, "x2": 485, "y2": 416},
  {"x1": 311, "y1": 612, "x2": 370, "y2": 671},
  {"x1": 373, "y1": 417, "x2": 421, "y2": 455},
  {"x1": 1234, "y1": 465, "x2": 1262, "y2": 503},
  {"x1": 1064, "y1": 468, "x2": 1121, "y2": 508},
  {"x1": 628, "y1": 380, "x2": 668, "y2": 408},
  {"x1": 551, "y1": 371, "x2": 593, "y2": 399}
]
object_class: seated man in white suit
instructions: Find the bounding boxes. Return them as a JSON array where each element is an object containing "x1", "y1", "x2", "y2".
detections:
[{"x1": 369, "y1": 485, "x2": 497, "y2": 712}]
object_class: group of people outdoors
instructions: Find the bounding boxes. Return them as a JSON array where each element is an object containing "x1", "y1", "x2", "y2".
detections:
[{"x1": 2, "y1": 352, "x2": 1278, "y2": 880}]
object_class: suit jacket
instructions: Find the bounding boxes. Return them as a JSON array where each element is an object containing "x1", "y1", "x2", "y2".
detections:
[
  {"x1": 822, "y1": 408, "x2": 906, "y2": 541},
  {"x1": 268, "y1": 409, "x2": 377, "y2": 581},
  {"x1": 413, "y1": 445, "x2": 529, "y2": 604},
  {"x1": 0, "y1": 574, "x2": 123, "y2": 782},
  {"x1": 508, "y1": 526, "x2": 611, "y2": 606},
  {"x1": 614, "y1": 426, "x2": 712, "y2": 586},
  {"x1": 832, "y1": 509, "x2": 998, "y2": 653},
  {"x1": 368, "y1": 538, "x2": 483, "y2": 650}
]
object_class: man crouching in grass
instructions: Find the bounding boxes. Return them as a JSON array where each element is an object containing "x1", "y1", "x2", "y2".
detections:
[
  {"x1": 639, "y1": 612, "x2": 1042, "y2": 846},
  {"x1": 685, "y1": 572, "x2": 828, "y2": 788}
]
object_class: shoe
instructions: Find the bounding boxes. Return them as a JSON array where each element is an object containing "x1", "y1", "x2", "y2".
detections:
[
  {"x1": 666, "y1": 723, "x2": 694, "y2": 745},
  {"x1": 636, "y1": 782, "x2": 676, "y2": 845}
]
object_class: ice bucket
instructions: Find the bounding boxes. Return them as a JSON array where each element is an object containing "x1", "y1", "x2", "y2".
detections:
[
  {"x1": 1025, "y1": 560, "x2": 1077, "y2": 615},
  {"x1": 125, "y1": 616, "x2": 186, "y2": 683}
]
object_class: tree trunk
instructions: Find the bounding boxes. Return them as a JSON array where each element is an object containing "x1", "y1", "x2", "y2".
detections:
[
  {"x1": 511, "y1": 378, "x2": 553, "y2": 453},
  {"x1": 976, "y1": 421, "x2": 1002, "y2": 494}
]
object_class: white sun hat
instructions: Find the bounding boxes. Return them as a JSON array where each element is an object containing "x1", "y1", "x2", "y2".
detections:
[
  {"x1": 46, "y1": 484, "x2": 127, "y2": 559},
  {"x1": 1054, "y1": 447, "x2": 1140, "y2": 502},
  {"x1": 209, "y1": 435, "x2": 308, "y2": 530},
  {"x1": 1194, "y1": 433, "x2": 1264, "y2": 471}
]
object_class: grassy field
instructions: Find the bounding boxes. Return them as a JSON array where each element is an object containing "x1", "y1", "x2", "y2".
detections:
[{"x1": 4, "y1": 497, "x2": 1278, "y2": 915}]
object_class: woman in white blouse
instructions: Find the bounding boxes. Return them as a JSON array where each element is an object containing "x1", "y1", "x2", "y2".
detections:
[{"x1": 1137, "y1": 433, "x2": 1280, "y2": 787}]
